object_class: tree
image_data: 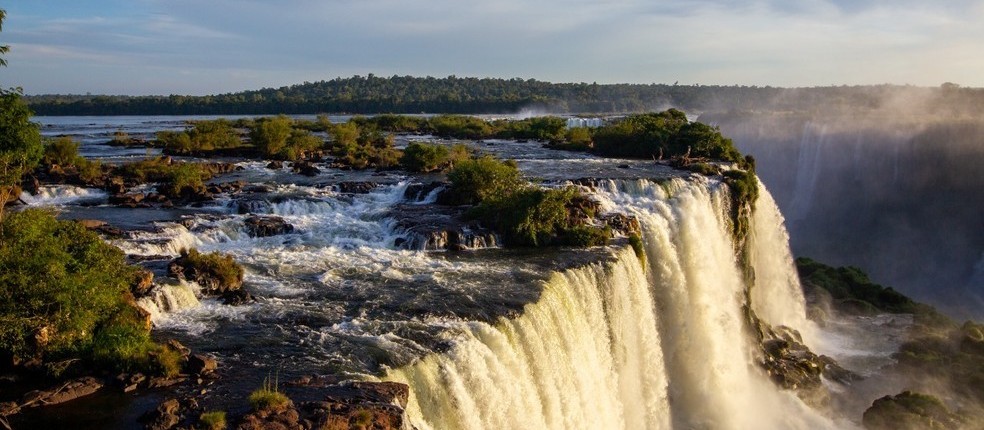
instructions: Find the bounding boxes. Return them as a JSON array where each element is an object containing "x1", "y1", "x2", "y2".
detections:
[{"x1": 0, "y1": 10, "x2": 43, "y2": 223}]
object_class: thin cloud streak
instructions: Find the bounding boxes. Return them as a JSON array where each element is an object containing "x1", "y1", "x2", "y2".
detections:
[{"x1": 2, "y1": 0, "x2": 982, "y2": 95}]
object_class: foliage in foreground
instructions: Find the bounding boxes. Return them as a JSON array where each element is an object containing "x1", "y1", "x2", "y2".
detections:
[
  {"x1": 199, "y1": 411, "x2": 228, "y2": 430},
  {"x1": 248, "y1": 376, "x2": 290, "y2": 412},
  {"x1": 0, "y1": 209, "x2": 177, "y2": 376},
  {"x1": 0, "y1": 90, "x2": 43, "y2": 215}
]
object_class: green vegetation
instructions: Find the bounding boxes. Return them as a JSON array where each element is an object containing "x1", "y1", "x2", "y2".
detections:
[
  {"x1": 157, "y1": 119, "x2": 242, "y2": 155},
  {"x1": 42, "y1": 136, "x2": 82, "y2": 167},
  {"x1": 328, "y1": 122, "x2": 401, "y2": 169},
  {"x1": 795, "y1": 257, "x2": 920, "y2": 314},
  {"x1": 628, "y1": 234, "x2": 646, "y2": 261},
  {"x1": 115, "y1": 157, "x2": 214, "y2": 200},
  {"x1": 199, "y1": 411, "x2": 227, "y2": 430},
  {"x1": 29, "y1": 75, "x2": 984, "y2": 116},
  {"x1": 0, "y1": 210, "x2": 175, "y2": 376},
  {"x1": 249, "y1": 115, "x2": 323, "y2": 160},
  {"x1": 400, "y1": 142, "x2": 470, "y2": 173},
  {"x1": 248, "y1": 376, "x2": 290, "y2": 411},
  {"x1": 591, "y1": 110, "x2": 744, "y2": 163},
  {"x1": 862, "y1": 391, "x2": 965, "y2": 430},
  {"x1": 0, "y1": 90, "x2": 43, "y2": 219},
  {"x1": 444, "y1": 156, "x2": 609, "y2": 247},
  {"x1": 443, "y1": 156, "x2": 524, "y2": 205},
  {"x1": 173, "y1": 248, "x2": 244, "y2": 293}
]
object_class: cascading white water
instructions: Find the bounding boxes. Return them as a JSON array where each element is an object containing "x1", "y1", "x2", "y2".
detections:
[
  {"x1": 136, "y1": 281, "x2": 202, "y2": 321},
  {"x1": 388, "y1": 247, "x2": 670, "y2": 430},
  {"x1": 388, "y1": 177, "x2": 838, "y2": 430},
  {"x1": 748, "y1": 180, "x2": 815, "y2": 342}
]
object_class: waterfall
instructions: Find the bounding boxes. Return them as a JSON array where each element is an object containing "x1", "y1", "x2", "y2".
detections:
[
  {"x1": 388, "y1": 247, "x2": 670, "y2": 430},
  {"x1": 748, "y1": 180, "x2": 815, "y2": 342},
  {"x1": 136, "y1": 281, "x2": 202, "y2": 322},
  {"x1": 387, "y1": 177, "x2": 836, "y2": 430}
]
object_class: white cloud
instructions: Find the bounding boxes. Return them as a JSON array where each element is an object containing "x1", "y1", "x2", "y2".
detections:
[{"x1": 4, "y1": 0, "x2": 984, "y2": 94}]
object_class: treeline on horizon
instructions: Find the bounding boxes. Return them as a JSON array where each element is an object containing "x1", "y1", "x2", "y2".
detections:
[{"x1": 24, "y1": 75, "x2": 984, "y2": 116}]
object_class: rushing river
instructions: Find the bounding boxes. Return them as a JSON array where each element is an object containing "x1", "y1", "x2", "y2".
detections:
[{"x1": 17, "y1": 115, "x2": 912, "y2": 429}]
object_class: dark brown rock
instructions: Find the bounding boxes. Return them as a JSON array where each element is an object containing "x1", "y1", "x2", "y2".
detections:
[
  {"x1": 266, "y1": 161, "x2": 284, "y2": 170},
  {"x1": 131, "y1": 269, "x2": 155, "y2": 298},
  {"x1": 291, "y1": 161, "x2": 320, "y2": 177},
  {"x1": 21, "y1": 377, "x2": 104, "y2": 408},
  {"x1": 336, "y1": 181, "x2": 379, "y2": 194},
  {"x1": 187, "y1": 354, "x2": 218, "y2": 375},
  {"x1": 244, "y1": 216, "x2": 295, "y2": 237}
]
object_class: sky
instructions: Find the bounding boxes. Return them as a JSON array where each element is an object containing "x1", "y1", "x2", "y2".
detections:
[{"x1": 2, "y1": 0, "x2": 983, "y2": 95}]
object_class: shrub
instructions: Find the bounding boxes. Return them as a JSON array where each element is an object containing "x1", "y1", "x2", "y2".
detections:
[
  {"x1": 329, "y1": 122, "x2": 402, "y2": 169},
  {"x1": 401, "y1": 142, "x2": 470, "y2": 173},
  {"x1": 158, "y1": 120, "x2": 241, "y2": 154},
  {"x1": 157, "y1": 163, "x2": 207, "y2": 199},
  {"x1": 248, "y1": 376, "x2": 289, "y2": 411},
  {"x1": 77, "y1": 158, "x2": 104, "y2": 183},
  {"x1": 249, "y1": 115, "x2": 322, "y2": 160},
  {"x1": 42, "y1": 136, "x2": 82, "y2": 167},
  {"x1": 172, "y1": 248, "x2": 244, "y2": 293},
  {"x1": 474, "y1": 187, "x2": 608, "y2": 247},
  {"x1": 444, "y1": 156, "x2": 524, "y2": 205},
  {"x1": 428, "y1": 115, "x2": 493, "y2": 139},
  {"x1": 561, "y1": 127, "x2": 593, "y2": 150},
  {"x1": 199, "y1": 411, "x2": 227, "y2": 430},
  {"x1": 0, "y1": 210, "x2": 179, "y2": 376},
  {"x1": 795, "y1": 257, "x2": 919, "y2": 314}
]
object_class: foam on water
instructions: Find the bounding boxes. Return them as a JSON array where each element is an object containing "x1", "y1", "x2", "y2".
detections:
[{"x1": 20, "y1": 185, "x2": 108, "y2": 206}]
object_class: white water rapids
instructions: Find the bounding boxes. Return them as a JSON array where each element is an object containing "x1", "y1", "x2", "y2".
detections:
[{"x1": 387, "y1": 177, "x2": 841, "y2": 430}]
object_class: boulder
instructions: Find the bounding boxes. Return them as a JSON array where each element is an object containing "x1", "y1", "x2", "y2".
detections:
[
  {"x1": 862, "y1": 391, "x2": 963, "y2": 430},
  {"x1": 130, "y1": 269, "x2": 155, "y2": 298},
  {"x1": 291, "y1": 161, "x2": 320, "y2": 177},
  {"x1": 266, "y1": 161, "x2": 284, "y2": 170},
  {"x1": 186, "y1": 354, "x2": 218, "y2": 375},
  {"x1": 140, "y1": 398, "x2": 182, "y2": 430},
  {"x1": 168, "y1": 249, "x2": 244, "y2": 295},
  {"x1": 602, "y1": 213, "x2": 641, "y2": 236},
  {"x1": 336, "y1": 181, "x2": 379, "y2": 194},
  {"x1": 244, "y1": 216, "x2": 295, "y2": 237},
  {"x1": 21, "y1": 377, "x2": 104, "y2": 408}
]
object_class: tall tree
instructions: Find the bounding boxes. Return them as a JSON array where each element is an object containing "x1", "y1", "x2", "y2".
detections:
[{"x1": 0, "y1": 9, "x2": 44, "y2": 223}]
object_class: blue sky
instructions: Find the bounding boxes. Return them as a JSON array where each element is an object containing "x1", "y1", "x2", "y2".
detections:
[{"x1": 2, "y1": 0, "x2": 983, "y2": 95}]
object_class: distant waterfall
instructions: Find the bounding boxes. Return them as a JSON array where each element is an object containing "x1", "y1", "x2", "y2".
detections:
[{"x1": 388, "y1": 177, "x2": 834, "y2": 430}]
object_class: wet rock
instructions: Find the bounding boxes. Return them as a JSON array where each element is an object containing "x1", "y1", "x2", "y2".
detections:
[
  {"x1": 266, "y1": 160, "x2": 284, "y2": 170},
  {"x1": 130, "y1": 269, "x2": 155, "y2": 298},
  {"x1": 237, "y1": 199, "x2": 273, "y2": 215},
  {"x1": 862, "y1": 391, "x2": 964, "y2": 430},
  {"x1": 21, "y1": 377, "x2": 104, "y2": 408},
  {"x1": 168, "y1": 249, "x2": 244, "y2": 295},
  {"x1": 601, "y1": 213, "x2": 641, "y2": 236},
  {"x1": 291, "y1": 161, "x2": 320, "y2": 177},
  {"x1": 222, "y1": 288, "x2": 255, "y2": 306},
  {"x1": 77, "y1": 219, "x2": 108, "y2": 229},
  {"x1": 140, "y1": 398, "x2": 182, "y2": 430},
  {"x1": 336, "y1": 181, "x2": 379, "y2": 194},
  {"x1": 404, "y1": 181, "x2": 445, "y2": 202},
  {"x1": 187, "y1": 354, "x2": 218, "y2": 376},
  {"x1": 105, "y1": 177, "x2": 127, "y2": 195},
  {"x1": 109, "y1": 193, "x2": 146, "y2": 206},
  {"x1": 22, "y1": 174, "x2": 41, "y2": 195},
  {"x1": 244, "y1": 216, "x2": 295, "y2": 237},
  {"x1": 114, "y1": 373, "x2": 147, "y2": 393}
]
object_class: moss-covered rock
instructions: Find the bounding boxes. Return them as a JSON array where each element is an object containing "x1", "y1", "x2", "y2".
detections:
[
  {"x1": 862, "y1": 391, "x2": 964, "y2": 430},
  {"x1": 167, "y1": 248, "x2": 244, "y2": 296}
]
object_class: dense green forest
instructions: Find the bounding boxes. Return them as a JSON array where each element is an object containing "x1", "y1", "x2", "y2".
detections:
[{"x1": 25, "y1": 75, "x2": 984, "y2": 115}]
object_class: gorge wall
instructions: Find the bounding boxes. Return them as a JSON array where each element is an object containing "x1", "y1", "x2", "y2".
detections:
[{"x1": 707, "y1": 112, "x2": 984, "y2": 319}]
